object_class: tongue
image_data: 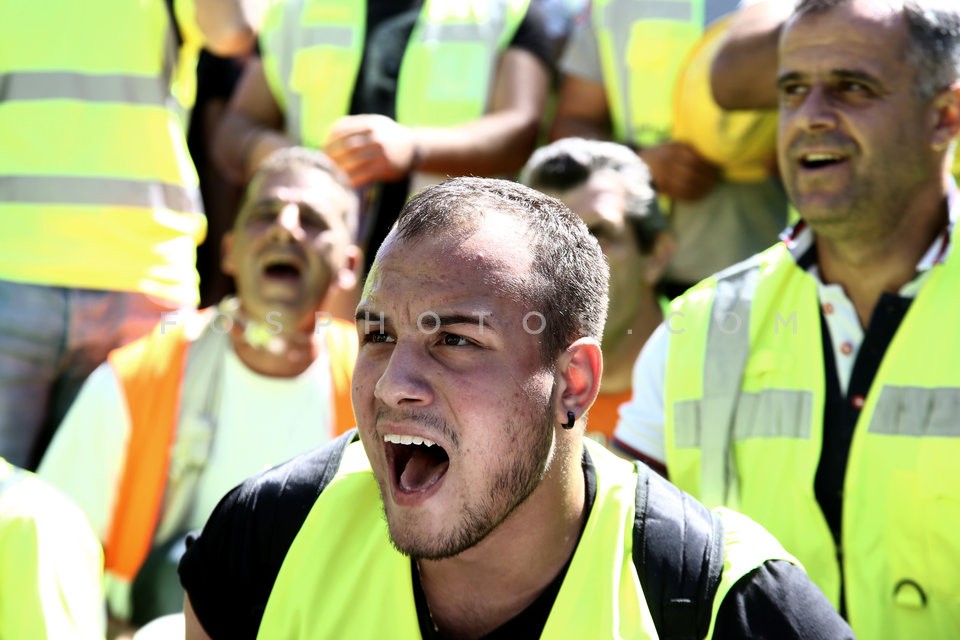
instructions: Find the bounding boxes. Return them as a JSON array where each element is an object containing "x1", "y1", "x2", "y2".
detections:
[{"x1": 399, "y1": 448, "x2": 449, "y2": 492}]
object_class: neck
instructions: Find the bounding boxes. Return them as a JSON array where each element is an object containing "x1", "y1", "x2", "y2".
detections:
[
  {"x1": 417, "y1": 440, "x2": 586, "y2": 639},
  {"x1": 814, "y1": 194, "x2": 948, "y2": 327},
  {"x1": 223, "y1": 300, "x2": 322, "y2": 377},
  {"x1": 601, "y1": 291, "x2": 663, "y2": 393}
]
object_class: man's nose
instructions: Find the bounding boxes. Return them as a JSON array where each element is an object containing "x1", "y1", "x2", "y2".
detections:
[
  {"x1": 267, "y1": 203, "x2": 304, "y2": 243},
  {"x1": 374, "y1": 341, "x2": 434, "y2": 408},
  {"x1": 793, "y1": 85, "x2": 839, "y2": 133}
]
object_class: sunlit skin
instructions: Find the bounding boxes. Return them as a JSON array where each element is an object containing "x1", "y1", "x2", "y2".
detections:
[
  {"x1": 352, "y1": 212, "x2": 599, "y2": 637},
  {"x1": 220, "y1": 166, "x2": 359, "y2": 375},
  {"x1": 222, "y1": 166, "x2": 358, "y2": 337},
  {"x1": 776, "y1": 0, "x2": 957, "y2": 325},
  {"x1": 776, "y1": 1, "x2": 941, "y2": 245}
]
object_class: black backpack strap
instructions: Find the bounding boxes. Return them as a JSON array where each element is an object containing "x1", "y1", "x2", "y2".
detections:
[
  {"x1": 266, "y1": 428, "x2": 359, "y2": 569},
  {"x1": 633, "y1": 462, "x2": 725, "y2": 640}
]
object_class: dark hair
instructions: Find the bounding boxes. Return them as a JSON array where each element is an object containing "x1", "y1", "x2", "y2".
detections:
[
  {"x1": 389, "y1": 176, "x2": 609, "y2": 360},
  {"x1": 241, "y1": 147, "x2": 359, "y2": 235},
  {"x1": 519, "y1": 138, "x2": 667, "y2": 254},
  {"x1": 792, "y1": 0, "x2": 960, "y2": 100}
]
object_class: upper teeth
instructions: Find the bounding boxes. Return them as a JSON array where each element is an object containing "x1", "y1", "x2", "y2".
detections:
[
  {"x1": 805, "y1": 153, "x2": 839, "y2": 162},
  {"x1": 384, "y1": 434, "x2": 437, "y2": 447}
]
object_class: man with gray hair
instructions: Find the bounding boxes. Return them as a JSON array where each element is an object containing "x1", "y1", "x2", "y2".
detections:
[
  {"x1": 39, "y1": 147, "x2": 362, "y2": 630},
  {"x1": 616, "y1": 1, "x2": 960, "y2": 636}
]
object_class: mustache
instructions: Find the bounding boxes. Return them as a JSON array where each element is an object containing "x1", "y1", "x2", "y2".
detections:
[
  {"x1": 785, "y1": 134, "x2": 855, "y2": 156},
  {"x1": 375, "y1": 407, "x2": 460, "y2": 449}
]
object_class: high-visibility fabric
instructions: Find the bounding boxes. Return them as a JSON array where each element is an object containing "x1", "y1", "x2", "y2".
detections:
[
  {"x1": 592, "y1": 0, "x2": 773, "y2": 182},
  {"x1": 671, "y1": 14, "x2": 777, "y2": 182},
  {"x1": 664, "y1": 234, "x2": 960, "y2": 638},
  {"x1": 0, "y1": 0, "x2": 205, "y2": 305},
  {"x1": 103, "y1": 309, "x2": 357, "y2": 614},
  {"x1": 0, "y1": 459, "x2": 104, "y2": 639},
  {"x1": 258, "y1": 439, "x2": 794, "y2": 638},
  {"x1": 261, "y1": 0, "x2": 529, "y2": 148},
  {"x1": 592, "y1": 0, "x2": 705, "y2": 147}
]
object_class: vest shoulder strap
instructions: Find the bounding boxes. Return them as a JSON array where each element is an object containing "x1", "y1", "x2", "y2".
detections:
[{"x1": 633, "y1": 462, "x2": 725, "y2": 640}]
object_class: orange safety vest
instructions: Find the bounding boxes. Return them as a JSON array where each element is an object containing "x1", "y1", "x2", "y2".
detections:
[{"x1": 103, "y1": 309, "x2": 357, "y2": 585}]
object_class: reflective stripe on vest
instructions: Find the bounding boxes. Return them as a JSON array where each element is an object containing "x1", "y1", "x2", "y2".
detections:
[
  {"x1": 0, "y1": 0, "x2": 204, "y2": 303},
  {"x1": 258, "y1": 439, "x2": 795, "y2": 638},
  {"x1": 665, "y1": 236, "x2": 960, "y2": 638},
  {"x1": 0, "y1": 176, "x2": 202, "y2": 214},
  {"x1": 262, "y1": 0, "x2": 528, "y2": 148},
  {"x1": 0, "y1": 72, "x2": 169, "y2": 105},
  {"x1": 592, "y1": 0, "x2": 738, "y2": 147}
]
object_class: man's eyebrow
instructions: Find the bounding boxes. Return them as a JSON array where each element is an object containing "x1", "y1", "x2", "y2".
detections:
[
  {"x1": 777, "y1": 69, "x2": 879, "y2": 88},
  {"x1": 355, "y1": 308, "x2": 388, "y2": 324},
  {"x1": 776, "y1": 70, "x2": 804, "y2": 88},
  {"x1": 429, "y1": 314, "x2": 499, "y2": 331}
]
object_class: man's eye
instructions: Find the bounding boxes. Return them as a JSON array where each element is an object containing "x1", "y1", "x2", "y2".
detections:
[
  {"x1": 440, "y1": 333, "x2": 470, "y2": 347},
  {"x1": 840, "y1": 81, "x2": 870, "y2": 94},
  {"x1": 364, "y1": 331, "x2": 394, "y2": 344},
  {"x1": 779, "y1": 83, "x2": 807, "y2": 97}
]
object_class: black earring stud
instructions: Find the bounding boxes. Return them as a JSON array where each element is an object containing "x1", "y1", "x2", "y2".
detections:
[{"x1": 562, "y1": 411, "x2": 576, "y2": 429}]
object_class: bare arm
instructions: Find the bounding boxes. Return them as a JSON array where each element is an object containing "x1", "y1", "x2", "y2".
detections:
[
  {"x1": 549, "y1": 73, "x2": 613, "y2": 141},
  {"x1": 194, "y1": 0, "x2": 269, "y2": 57},
  {"x1": 184, "y1": 595, "x2": 213, "y2": 640},
  {"x1": 324, "y1": 48, "x2": 550, "y2": 187},
  {"x1": 213, "y1": 59, "x2": 294, "y2": 184},
  {"x1": 416, "y1": 47, "x2": 549, "y2": 176},
  {"x1": 710, "y1": 0, "x2": 792, "y2": 110}
]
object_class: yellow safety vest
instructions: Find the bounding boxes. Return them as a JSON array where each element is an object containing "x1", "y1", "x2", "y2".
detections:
[
  {"x1": 261, "y1": 0, "x2": 529, "y2": 149},
  {"x1": 592, "y1": 0, "x2": 774, "y2": 182},
  {"x1": 0, "y1": 0, "x2": 206, "y2": 305},
  {"x1": 258, "y1": 439, "x2": 794, "y2": 639},
  {"x1": 0, "y1": 459, "x2": 104, "y2": 639},
  {"x1": 663, "y1": 234, "x2": 960, "y2": 638}
]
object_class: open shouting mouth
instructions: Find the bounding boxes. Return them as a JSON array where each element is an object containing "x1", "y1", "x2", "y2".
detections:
[{"x1": 384, "y1": 433, "x2": 450, "y2": 503}]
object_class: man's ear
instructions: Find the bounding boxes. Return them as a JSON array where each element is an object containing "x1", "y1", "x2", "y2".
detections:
[
  {"x1": 553, "y1": 337, "x2": 603, "y2": 429},
  {"x1": 335, "y1": 244, "x2": 363, "y2": 292},
  {"x1": 930, "y1": 83, "x2": 960, "y2": 152},
  {"x1": 643, "y1": 232, "x2": 675, "y2": 287},
  {"x1": 220, "y1": 232, "x2": 236, "y2": 276}
]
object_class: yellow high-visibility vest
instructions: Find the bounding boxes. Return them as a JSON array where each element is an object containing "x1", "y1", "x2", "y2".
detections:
[
  {"x1": 0, "y1": 458, "x2": 104, "y2": 639},
  {"x1": 258, "y1": 439, "x2": 794, "y2": 639},
  {"x1": 592, "y1": 0, "x2": 775, "y2": 182},
  {"x1": 261, "y1": 0, "x2": 529, "y2": 148},
  {"x1": 664, "y1": 232, "x2": 960, "y2": 638},
  {"x1": 0, "y1": 0, "x2": 206, "y2": 305}
]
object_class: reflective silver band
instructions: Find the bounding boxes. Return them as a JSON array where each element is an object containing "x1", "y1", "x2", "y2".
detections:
[
  {"x1": 0, "y1": 72, "x2": 167, "y2": 106},
  {"x1": 0, "y1": 176, "x2": 203, "y2": 215},
  {"x1": 869, "y1": 386, "x2": 960, "y2": 437}
]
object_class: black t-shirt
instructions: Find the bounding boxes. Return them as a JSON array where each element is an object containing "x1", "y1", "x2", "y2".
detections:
[
  {"x1": 180, "y1": 439, "x2": 854, "y2": 639},
  {"x1": 353, "y1": 1, "x2": 553, "y2": 271}
]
